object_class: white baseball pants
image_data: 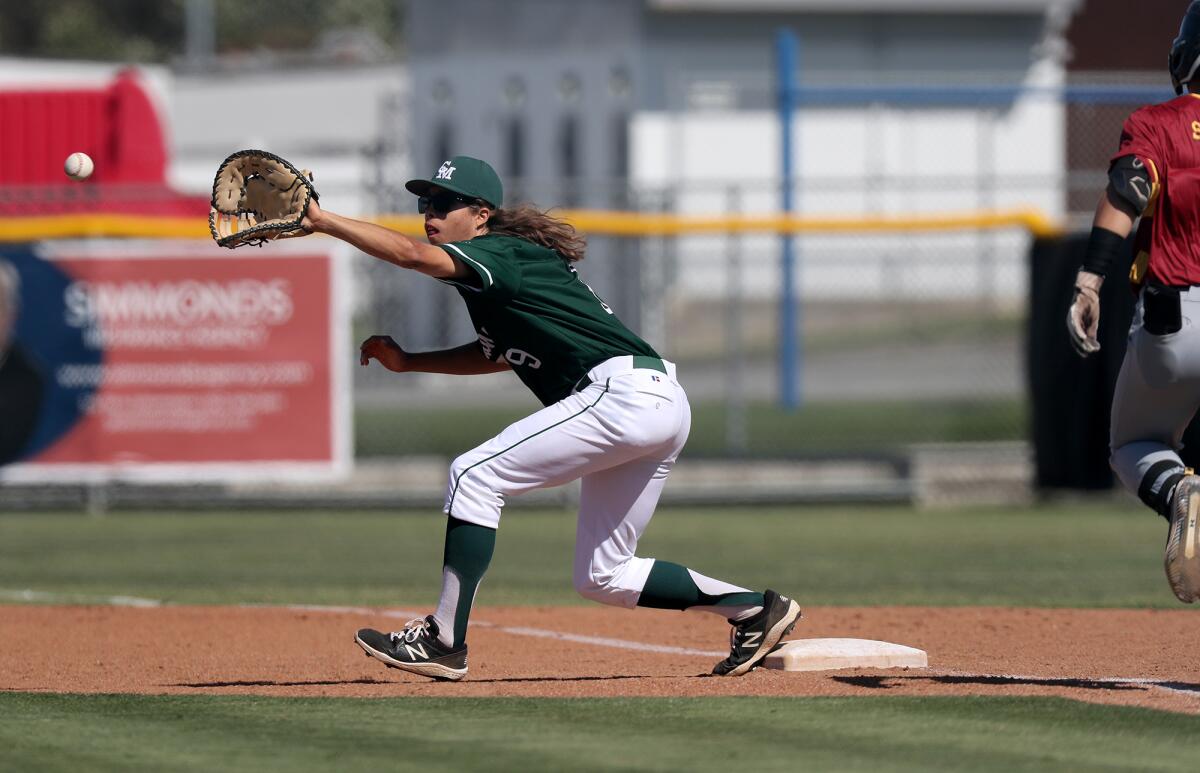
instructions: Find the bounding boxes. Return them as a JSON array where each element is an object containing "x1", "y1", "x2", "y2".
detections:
[
  {"x1": 443, "y1": 356, "x2": 690, "y2": 608},
  {"x1": 1110, "y1": 286, "x2": 1200, "y2": 495}
]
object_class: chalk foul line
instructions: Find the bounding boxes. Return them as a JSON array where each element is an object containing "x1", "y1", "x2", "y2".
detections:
[{"x1": 0, "y1": 589, "x2": 162, "y2": 607}]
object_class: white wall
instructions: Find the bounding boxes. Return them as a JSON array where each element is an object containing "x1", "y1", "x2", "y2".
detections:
[{"x1": 629, "y1": 70, "x2": 1064, "y2": 301}]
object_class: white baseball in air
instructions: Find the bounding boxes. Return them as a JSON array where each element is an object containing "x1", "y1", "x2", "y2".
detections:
[{"x1": 64, "y1": 152, "x2": 94, "y2": 182}]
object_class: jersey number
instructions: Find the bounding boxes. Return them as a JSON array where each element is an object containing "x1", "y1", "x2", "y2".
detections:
[
  {"x1": 1192, "y1": 120, "x2": 1200, "y2": 141},
  {"x1": 505, "y1": 348, "x2": 542, "y2": 369}
]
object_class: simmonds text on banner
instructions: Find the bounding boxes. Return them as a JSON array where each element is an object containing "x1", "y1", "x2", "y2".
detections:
[{"x1": 0, "y1": 241, "x2": 350, "y2": 482}]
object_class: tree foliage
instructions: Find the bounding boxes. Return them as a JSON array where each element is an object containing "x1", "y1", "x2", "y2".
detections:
[
  {"x1": 0, "y1": 0, "x2": 182, "y2": 62},
  {"x1": 0, "y1": 0, "x2": 401, "y2": 63}
]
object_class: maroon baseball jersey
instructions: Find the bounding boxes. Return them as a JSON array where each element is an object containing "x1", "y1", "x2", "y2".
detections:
[{"x1": 1113, "y1": 94, "x2": 1200, "y2": 288}]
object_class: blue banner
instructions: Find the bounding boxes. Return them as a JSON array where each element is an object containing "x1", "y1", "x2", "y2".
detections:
[{"x1": 0, "y1": 245, "x2": 100, "y2": 465}]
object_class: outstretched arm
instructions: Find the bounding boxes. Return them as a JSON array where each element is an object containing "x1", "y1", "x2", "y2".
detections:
[
  {"x1": 360, "y1": 336, "x2": 511, "y2": 375},
  {"x1": 304, "y1": 199, "x2": 471, "y2": 281}
]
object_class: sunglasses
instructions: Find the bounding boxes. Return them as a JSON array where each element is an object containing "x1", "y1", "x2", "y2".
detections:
[{"x1": 417, "y1": 192, "x2": 477, "y2": 214}]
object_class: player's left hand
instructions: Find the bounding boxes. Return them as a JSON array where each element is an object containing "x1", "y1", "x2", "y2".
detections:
[{"x1": 1067, "y1": 269, "x2": 1104, "y2": 357}]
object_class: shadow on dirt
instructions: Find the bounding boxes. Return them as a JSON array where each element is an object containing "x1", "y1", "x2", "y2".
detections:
[
  {"x1": 173, "y1": 673, "x2": 679, "y2": 687},
  {"x1": 171, "y1": 678, "x2": 391, "y2": 688},
  {"x1": 463, "y1": 674, "x2": 671, "y2": 684},
  {"x1": 831, "y1": 674, "x2": 1200, "y2": 694}
]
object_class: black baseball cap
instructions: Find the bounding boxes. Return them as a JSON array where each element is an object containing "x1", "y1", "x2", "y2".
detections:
[{"x1": 405, "y1": 156, "x2": 503, "y2": 208}]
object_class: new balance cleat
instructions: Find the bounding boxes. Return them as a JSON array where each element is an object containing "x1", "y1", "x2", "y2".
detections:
[
  {"x1": 712, "y1": 589, "x2": 802, "y2": 676},
  {"x1": 355, "y1": 616, "x2": 468, "y2": 681},
  {"x1": 1165, "y1": 474, "x2": 1200, "y2": 603}
]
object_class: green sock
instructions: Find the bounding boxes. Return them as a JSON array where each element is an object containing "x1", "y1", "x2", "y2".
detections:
[
  {"x1": 636, "y1": 560, "x2": 763, "y2": 612},
  {"x1": 433, "y1": 517, "x2": 496, "y2": 648}
]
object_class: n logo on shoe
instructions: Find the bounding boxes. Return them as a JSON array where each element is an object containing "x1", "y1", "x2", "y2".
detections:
[
  {"x1": 404, "y1": 642, "x2": 429, "y2": 661},
  {"x1": 742, "y1": 632, "x2": 762, "y2": 647}
]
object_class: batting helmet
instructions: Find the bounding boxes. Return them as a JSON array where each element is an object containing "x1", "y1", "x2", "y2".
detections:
[{"x1": 1170, "y1": 1, "x2": 1200, "y2": 95}]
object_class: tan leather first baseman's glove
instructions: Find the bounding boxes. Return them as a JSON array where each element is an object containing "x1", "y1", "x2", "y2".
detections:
[
  {"x1": 1066, "y1": 269, "x2": 1104, "y2": 357},
  {"x1": 209, "y1": 149, "x2": 318, "y2": 248}
]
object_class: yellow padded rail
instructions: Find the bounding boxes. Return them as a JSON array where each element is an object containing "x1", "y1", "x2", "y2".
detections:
[
  {"x1": 0, "y1": 208, "x2": 1063, "y2": 242},
  {"x1": 0, "y1": 215, "x2": 210, "y2": 241},
  {"x1": 558, "y1": 209, "x2": 1063, "y2": 238}
]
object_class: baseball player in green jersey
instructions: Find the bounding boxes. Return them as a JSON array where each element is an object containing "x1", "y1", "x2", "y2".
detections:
[{"x1": 303, "y1": 155, "x2": 800, "y2": 680}]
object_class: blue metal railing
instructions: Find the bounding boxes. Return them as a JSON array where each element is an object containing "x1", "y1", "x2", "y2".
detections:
[{"x1": 773, "y1": 25, "x2": 1174, "y2": 411}]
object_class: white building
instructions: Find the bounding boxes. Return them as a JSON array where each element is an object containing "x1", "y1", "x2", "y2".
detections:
[{"x1": 402, "y1": 0, "x2": 1079, "y2": 302}]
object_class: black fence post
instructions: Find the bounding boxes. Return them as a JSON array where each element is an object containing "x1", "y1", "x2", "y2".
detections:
[{"x1": 1027, "y1": 232, "x2": 1135, "y2": 490}]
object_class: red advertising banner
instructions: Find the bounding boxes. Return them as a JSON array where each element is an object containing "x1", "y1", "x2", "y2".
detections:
[{"x1": 1, "y1": 244, "x2": 347, "y2": 480}]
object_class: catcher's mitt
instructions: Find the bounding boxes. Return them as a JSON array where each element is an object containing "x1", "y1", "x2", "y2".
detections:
[{"x1": 209, "y1": 149, "x2": 318, "y2": 248}]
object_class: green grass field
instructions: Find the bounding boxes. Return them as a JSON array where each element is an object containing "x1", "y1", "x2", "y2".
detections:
[
  {"x1": 2, "y1": 502, "x2": 1193, "y2": 772},
  {"x1": 356, "y1": 398, "x2": 1027, "y2": 458},
  {"x1": 4, "y1": 694, "x2": 1197, "y2": 773},
  {"x1": 0, "y1": 503, "x2": 1167, "y2": 607}
]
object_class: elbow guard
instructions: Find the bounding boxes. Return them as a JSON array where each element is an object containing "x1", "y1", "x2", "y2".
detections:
[{"x1": 1108, "y1": 155, "x2": 1153, "y2": 215}]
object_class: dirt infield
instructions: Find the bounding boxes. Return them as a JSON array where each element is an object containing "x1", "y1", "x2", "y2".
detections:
[{"x1": 4, "y1": 604, "x2": 1199, "y2": 714}]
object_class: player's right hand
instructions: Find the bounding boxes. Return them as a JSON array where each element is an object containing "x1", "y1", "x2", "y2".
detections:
[
  {"x1": 360, "y1": 334, "x2": 409, "y2": 372},
  {"x1": 1066, "y1": 269, "x2": 1103, "y2": 357}
]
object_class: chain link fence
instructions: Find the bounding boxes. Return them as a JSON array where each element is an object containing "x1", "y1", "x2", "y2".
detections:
[
  {"x1": 0, "y1": 66, "x2": 1168, "y2": 468},
  {"x1": 352, "y1": 193, "x2": 1034, "y2": 463},
  {"x1": 0, "y1": 2, "x2": 1179, "y2": 505},
  {"x1": 353, "y1": 76, "x2": 1175, "y2": 464},
  {"x1": 1064, "y1": 73, "x2": 1173, "y2": 220}
]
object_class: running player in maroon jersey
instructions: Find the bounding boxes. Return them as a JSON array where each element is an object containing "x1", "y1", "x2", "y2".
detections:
[{"x1": 1067, "y1": 1, "x2": 1200, "y2": 603}]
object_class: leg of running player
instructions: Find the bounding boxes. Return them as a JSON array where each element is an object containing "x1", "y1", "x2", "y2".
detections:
[
  {"x1": 1109, "y1": 319, "x2": 1200, "y2": 517},
  {"x1": 1110, "y1": 298, "x2": 1200, "y2": 603}
]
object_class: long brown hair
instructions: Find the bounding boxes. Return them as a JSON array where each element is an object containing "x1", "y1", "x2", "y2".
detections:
[{"x1": 484, "y1": 205, "x2": 587, "y2": 262}]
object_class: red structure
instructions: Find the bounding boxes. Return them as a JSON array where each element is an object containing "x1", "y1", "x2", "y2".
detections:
[{"x1": 0, "y1": 69, "x2": 208, "y2": 217}]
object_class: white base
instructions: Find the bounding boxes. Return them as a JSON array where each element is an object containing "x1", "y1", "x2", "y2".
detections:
[{"x1": 763, "y1": 638, "x2": 928, "y2": 672}]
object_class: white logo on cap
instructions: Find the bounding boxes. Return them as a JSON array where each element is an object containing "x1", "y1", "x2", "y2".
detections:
[{"x1": 436, "y1": 161, "x2": 456, "y2": 180}]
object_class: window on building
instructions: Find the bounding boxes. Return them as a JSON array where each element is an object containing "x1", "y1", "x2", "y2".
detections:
[
  {"x1": 559, "y1": 113, "x2": 580, "y2": 206},
  {"x1": 433, "y1": 119, "x2": 454, "y2": 169},
  {"x1": 611, "y1": 112, "x2": 628, "y2": 179},
  {"x1": 504, "y1": 117, "x2": 525, "y2": 199}
]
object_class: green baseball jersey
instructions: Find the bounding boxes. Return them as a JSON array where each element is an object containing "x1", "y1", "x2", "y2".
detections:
[{"x1": 438, "y1": 233, "x2": 660, "y2": 405}]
